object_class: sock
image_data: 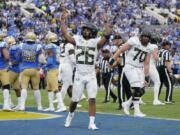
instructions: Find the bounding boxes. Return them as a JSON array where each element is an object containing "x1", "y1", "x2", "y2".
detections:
[
  {"x1": 21, "y1": 88, "x2": 27, "y2": 109},
  {"x1": 17, "y1": 97, "x2": 21, "y2": 107},
  {"x1": 89, "y1": 116, "x2": 95, "y2": 125},
  {"x1": 3, "y1": 89, "x2": 10, "y2": 108},
  {"x1": 9, "y1": 94, "x2": 14, "y2": 107},
  {"x1": 48, "y1": 91, "x2": 54, "y2": 108},
  {"x1": 56, "y1": 92, "x2": 65, "y2": 108},
  {"x1": 34, "y1": 90, "x2": 42, "y2": 107},
  {"x1": 154, "y1": 83, "x2": 160, "y2": 101}
]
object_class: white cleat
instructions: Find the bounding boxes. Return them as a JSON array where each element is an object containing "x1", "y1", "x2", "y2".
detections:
[
  {"x1": 13, "y1": 105, "x2": 20, "y2": 110},
  {"x1": 55, "y1": 106, "x2": 67, "y2": 112},
  {"x1": 122, "y1": 102, "x2": 130, "y2": 115},
  {"x1": 64, "y1": 113, "x2": 74, "y2": 127},
  {"x1": 139, "y1": 100, "x2": 146, "y2": 105},
  {"x1": 77, "y1": 104, "x2": 82, "y2": 108},
  {"x1": 88, "y1": 124, "x2": 99, "y2": 130},
  {"x1": 3, "y1": 106, "x2": 14, "y2": 112},
  {"x1": 43, "y1": 107, "x2": 55, "y2": 112},
  {"x1": 37, "y1": 106, "x2": 43, "y2": 111},
  {"x1": 153, "y1": 100, "x2": 165, "y2": 105},
  {"x1": 134, "y1": 112, "x2": 146, "y2": 117}
]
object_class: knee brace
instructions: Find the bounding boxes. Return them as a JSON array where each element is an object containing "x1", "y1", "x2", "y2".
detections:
[
  {"x1": 132, "y1": 87, "x2": 145, "y2": 98},
  {"x1": 2, "y1": 84, "x2": 10, "y2": 90}
]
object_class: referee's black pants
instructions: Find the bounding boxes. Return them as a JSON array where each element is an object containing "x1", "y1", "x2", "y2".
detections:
[
  {"x1": 158, "y1": 66, "x2": 174, "y2": 102},
  {"x1": 117, "y1": 67, "x2": 131, "y2": 108},
  {"x1": 102, "y1": 72, "x2": 117, "y2": 102}
]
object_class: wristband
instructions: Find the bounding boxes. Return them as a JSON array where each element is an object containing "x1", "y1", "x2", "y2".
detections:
[
  {"x1": 104, "y1": 20, "x2": 108, "y2": 23},
  {"x1": 109, "y1": 58, "x2": 115, "y2": 66},
  {"x1": 145, "y1": 76, "x2": 150, "y2": 83}
]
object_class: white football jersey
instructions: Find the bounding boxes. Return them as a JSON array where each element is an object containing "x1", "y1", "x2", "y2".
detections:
[
  {"x1": 126, "y1": 36, "x2": 151, "y2": 68},
  {"x1": 73, "y1": 35, "x2": 101, "y2": 73},
  {"x1": 59, "y1": 43, "x2": 75, "y2": 65},
  {"x1": 149, "y1": 43, "x2": 158, "y2": 65}
]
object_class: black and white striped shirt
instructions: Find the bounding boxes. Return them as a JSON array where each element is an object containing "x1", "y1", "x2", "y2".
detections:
[
  {"x1": 157, "y1": 49, "x2": 171, "y2": 67},
  {"x1": 119, "y1": 52, "x2": 126, "y2": 67},
  {"x1": 98, "y1": 57, "x2": 113, "y2": 73}
]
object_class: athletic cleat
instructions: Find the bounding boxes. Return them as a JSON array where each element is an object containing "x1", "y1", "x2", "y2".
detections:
[
  {"x1": 134, "y1": 112, "x2": 146, "y2": 117},
  {"x1": 77, "y1": 104, "x2": 82, "y2": 108},
  {"x1": 37, "y1": 106, "x2": 43, "y2": 111},
  {"x1": 122, "y1": 102, "x2": 130, "y2": 115},
  {"x1": 3, "y1": 106, "x2": 14, "y2": 112},
  {"x1": 164, "y1": 101, "x2": 175, "y2": 104},
  {"x1": 55, "y1": 106, "x2": 67, "y2": 112},
  {"x1": 88, "y1": 123, "x2": 99, "y2": 130},
  {"x1": 153, "y1": 100, "x2": 165, "y2": 105},
  {"x1": 13, "y1": 105, "x2": 20, "y2": 110},
  {"x1": 43, "y1": 107, "x2": 55, "y2": 112},
  {"x1": 64, "y1": 113, "x2": 74, "y2": 127},
  {"x1": 139, "y1": 99, "x2": 146, "y2": 105}
]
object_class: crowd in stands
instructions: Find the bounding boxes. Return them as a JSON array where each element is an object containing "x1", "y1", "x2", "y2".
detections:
[{"x1": 0, "y1": 0, "x2": 180, "y2": 74}]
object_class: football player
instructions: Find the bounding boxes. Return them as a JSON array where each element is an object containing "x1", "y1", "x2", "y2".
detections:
[
  {"x1": 6, "y1": 36, "x2": 21, "y2": 110},
  {"x1": 110, "y1": 29, "x2": 152, "y2": 117},
  {"x1": 61, "y1": 10, "x2": 110, "y2": 130},
  {"x1": 0, "y1": 31, "x2": 12, "y2": 111},
  {"x1": 18, "y1": 32, "x2": 43, "y2": 111},
  {"x1": 43, "y1": 32, "x2": 66, "y2": 112},
  {"x1": 149, "y1": 33, "x2": 164, "y2": 105}
]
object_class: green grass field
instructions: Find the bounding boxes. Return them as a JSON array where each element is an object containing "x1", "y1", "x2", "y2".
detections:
[{"x1": 0, "y1": 88, "x2": 180, "y2": 120}]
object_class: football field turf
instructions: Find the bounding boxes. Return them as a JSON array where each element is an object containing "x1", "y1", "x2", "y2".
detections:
[{"x1": 0, "y1": 88, "x2": 180, "y2": 135}]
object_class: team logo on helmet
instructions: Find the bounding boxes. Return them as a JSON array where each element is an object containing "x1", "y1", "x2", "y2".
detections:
[
  {"x1": 5, "y1": 36, "x2": 16, "y2": 48},
  {"x1": 25, "y1": 32, "x2": 37, "y2": 42},
  {"x1": 45, "y1": 32, "x2": 58, "y2": 44}
]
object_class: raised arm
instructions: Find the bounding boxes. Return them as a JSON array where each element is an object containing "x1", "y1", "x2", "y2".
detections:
[
  {"x1": 109, "y1": 43, "x2": 131, "y2": 66},
  {"x1": 60, "y1": 9, "x2": 75, "y2": 45},
  {"x1": 97, "y1": 14, "x2": 111, "y2": 47}
]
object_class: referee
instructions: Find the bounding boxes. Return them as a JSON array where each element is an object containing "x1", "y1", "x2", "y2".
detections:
[
  {"x1": 99, "y1": 49, "x2": 117, "y2": 103},
  {"x1": 113, "y1": 35, "x2": 131, "y2": 110},
  {"x1": 157, "y1": 41, "x2": 174, "y2": 103}
]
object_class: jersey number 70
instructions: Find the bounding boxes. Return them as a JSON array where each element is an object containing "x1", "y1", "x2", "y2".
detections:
[{"x1": 133, "y1": 48, "x2": 147, "y2": 62}]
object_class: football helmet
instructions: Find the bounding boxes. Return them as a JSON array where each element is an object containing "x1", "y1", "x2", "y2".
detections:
[
  {"x1": 151, "y1": 33, "x2": 162, "y2": 44},
  {"x1": 140, "y1": 29, "x2": 151, "y2": 46},
  {"x1": 81, "y1": 23, "x2": 98, "y2": 39},
  {"x1": 0, "y1": 31, "x2": 7, "y2": 40},
  {"x1": 5, "y1": 36, "x2": 16, "y2": 47},
  {"x1": 25, "y1": 32, "x2": 37, "y2": 42},
  {"x1": 45, "y1": 32, "x2": 58, "y2": 43}
]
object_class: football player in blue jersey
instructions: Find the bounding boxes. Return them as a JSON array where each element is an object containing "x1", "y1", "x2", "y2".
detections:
[
  {"x1": 18, "y1": 32, "x2": 44, "y2": 111},
  {"x1": 43, "y1": 32, "x2": 66, "y2": 112},
  {"x1": 0, "y1": 31, "x2": 12, "y2": 111},
  {"x1": 6, "y1": 36, "x2": 21, "y2": 110}
]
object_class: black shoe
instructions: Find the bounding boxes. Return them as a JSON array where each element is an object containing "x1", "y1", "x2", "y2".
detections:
[
  {"x1": 116, "y1": 106, "x2": 123, "y2": 110},
  {"x1": 113, "y1": 97, "x2": 117, "y2": 103},
  {"x1": 164, "y1": 101, "x2": 175, "y2": 104},
  {"x1": 103, "y1": 100, "x2": 110, "y2": 104}
]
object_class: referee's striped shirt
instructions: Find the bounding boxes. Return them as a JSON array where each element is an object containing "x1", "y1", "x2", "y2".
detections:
[
  {"x1": 98, "y1": 57, "x2": 113, "y2": 73},
  {"x1": 119, "y1": 52, "x2": 126, "y2": 67},
  {"x1": 157, "y1": 49, "x2": 171, "y2": 67}
]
